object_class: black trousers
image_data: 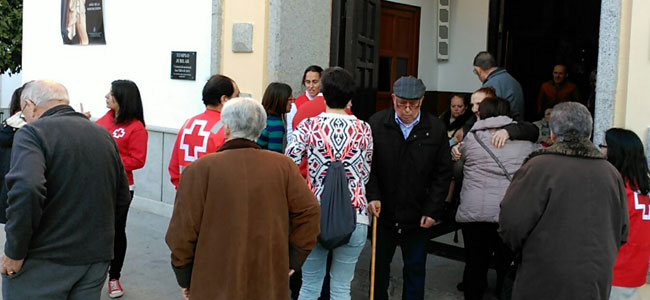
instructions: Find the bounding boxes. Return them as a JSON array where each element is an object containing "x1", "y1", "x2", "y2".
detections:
[
  {"x1": 461, "y1": 222, "x2": 513, "y2": 300},
  {"x1": 109, "y1": 190, "x2": 133, "y2": 280},
  {"x1": 373, "y1": 223, "x2": 429, "y2": 300}
]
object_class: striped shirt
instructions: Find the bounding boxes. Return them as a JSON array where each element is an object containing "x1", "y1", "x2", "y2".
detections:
[{"x1": 257, "y1": 115, "x2": 286, "y2": 153}]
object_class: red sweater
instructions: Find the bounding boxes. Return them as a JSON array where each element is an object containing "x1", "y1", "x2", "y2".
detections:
[
  {"x1": 169, "y1": 109, "x2": 225, "y2": 188},
  {"x1": 612, "y1": 182, "x2": 650, "y2": 287},
  {"x1": 96, "y1": 110, "x2": 148, "y2": 186}
]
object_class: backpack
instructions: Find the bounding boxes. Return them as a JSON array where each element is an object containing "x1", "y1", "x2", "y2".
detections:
[{"x1": 313, "y1": 118, "x2": 358, "y2": 250}]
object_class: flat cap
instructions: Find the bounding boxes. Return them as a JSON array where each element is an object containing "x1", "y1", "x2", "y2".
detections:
[{"x1": 393, "y1": 76, "x2": 426, "y2": 100}]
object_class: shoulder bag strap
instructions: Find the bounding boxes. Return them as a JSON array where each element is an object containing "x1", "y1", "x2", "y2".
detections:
[{"x1": 471, "y1": 131, "x2": 512, "y2": 182}]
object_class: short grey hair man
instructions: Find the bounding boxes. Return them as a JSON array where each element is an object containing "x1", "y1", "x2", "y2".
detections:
[
  {"x1": 221, "y1": 97, "x2": 267, "y2": 141},
  {"x1": 549, "y1": 102, "x2": 593, "y2": 142},
  {"x1": 19, "y1": 80, "x2": 70, "y2": 123}
]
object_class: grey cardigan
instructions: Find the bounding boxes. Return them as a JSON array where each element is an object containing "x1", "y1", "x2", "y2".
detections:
[{"x1": 455, "y1": 116, "x2": 535, "y2": 223}]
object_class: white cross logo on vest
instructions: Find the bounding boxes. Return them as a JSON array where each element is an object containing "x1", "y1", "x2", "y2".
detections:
[
  {"x1": 634, "y1": 192, "x2": 650, "y2": 221},
  {"x1": 112, "y1": 128, "x2": 126, "y2": 139},
  {"x1": 180, "y1": 119, "x2": 210, "y2": 162}
]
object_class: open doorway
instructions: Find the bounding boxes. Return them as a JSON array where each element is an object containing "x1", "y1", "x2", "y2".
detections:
[{"x1": 488, "y1": 0, "x2": 601, "y2": 121}]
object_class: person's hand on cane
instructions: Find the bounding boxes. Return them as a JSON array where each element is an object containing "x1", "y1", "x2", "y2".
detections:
[{"x1": 368, "y1": 200, "x2": 381, "y2": 218}]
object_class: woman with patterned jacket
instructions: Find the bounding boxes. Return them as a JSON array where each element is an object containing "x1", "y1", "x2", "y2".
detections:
[
  {"x1": 96, "y1": 79, "x2": 148, "y2": 298},
  {"x1": 285, "y1": 67, "x2": 373, "y2": 300},
  {"x1": 602, "y1": 128, "x2": 650, "y2": 300}
]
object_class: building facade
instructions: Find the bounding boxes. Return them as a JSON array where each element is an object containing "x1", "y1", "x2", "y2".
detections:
[{"x1": 4, "y1": 0, "x2": 648, "y2": 211}]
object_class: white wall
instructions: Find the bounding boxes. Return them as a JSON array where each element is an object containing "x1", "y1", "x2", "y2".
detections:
[
  {"x1": 387, "y1": 0, "x2": 489, "y2": 93},
  {"x1": 438, "y1": 0, "x2": 489, "y2": 92},
  {"x1": 22, "y1": 1, "x2": 214, "y2": 129}
]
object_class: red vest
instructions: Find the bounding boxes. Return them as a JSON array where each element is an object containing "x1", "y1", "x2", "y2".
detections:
[
  {"x1": 168, "y1": 109, "x2": 225, "y2": 188},
  {"x1": 612, "y1": 182, "x2": 650, "y2": 287},
  {"x1": 96, "y1": 110, "x2": 147, "y2": 186}
]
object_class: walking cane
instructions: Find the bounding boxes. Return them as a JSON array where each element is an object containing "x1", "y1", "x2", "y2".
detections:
[{"x1": 370, "y1": 214, "x2": 377, "y2": 300}]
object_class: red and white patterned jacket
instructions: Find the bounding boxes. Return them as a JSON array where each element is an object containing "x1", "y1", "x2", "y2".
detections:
[{"x1": 285, "y1": 113, "x2": 373, "y2": 225}]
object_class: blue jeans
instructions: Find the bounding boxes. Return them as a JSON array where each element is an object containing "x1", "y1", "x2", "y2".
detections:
[{"x1": 299, "y1": 223, "x2": 367, "y2": 300}]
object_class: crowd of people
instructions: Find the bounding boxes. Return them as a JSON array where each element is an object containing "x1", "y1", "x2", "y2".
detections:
[{"x1": 0, "y1": 50, "x2": 648, "y2": 300}]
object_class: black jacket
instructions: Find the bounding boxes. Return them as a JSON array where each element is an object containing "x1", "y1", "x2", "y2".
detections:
[
  {"x1": 0, "y1": 121, "x2": 18, "y2": 224},
  {"x1": 4, "y1": 105, "x2": 131, "y2": 264},
  {"x1": 366, "y1": 109, "x2": 452, "y2": 229},
  {"x1": 461, "y1": 114, "x2": 539, "y2": 143}
]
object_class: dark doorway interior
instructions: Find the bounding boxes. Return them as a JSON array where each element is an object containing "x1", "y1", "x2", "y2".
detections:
[{"x1": 488, "y1": 0, "x2": 601, "y2": 121}]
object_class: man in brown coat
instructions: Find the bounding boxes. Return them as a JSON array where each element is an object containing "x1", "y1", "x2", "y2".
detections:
[
  {"x1": 498, "y1": 102, "x2": 628, "y2": 300},
  {"x1": 166, "y1": 97, "x2": 321, "y2": 300}
]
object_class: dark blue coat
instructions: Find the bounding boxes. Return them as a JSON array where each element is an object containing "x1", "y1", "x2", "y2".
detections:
[{"x1": 0, "y1": 121, "x2": 19, "y2": 224}]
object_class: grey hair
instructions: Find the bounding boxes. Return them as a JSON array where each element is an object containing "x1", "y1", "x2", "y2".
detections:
[
  {"x1": 473, "y1": 51, "x2": 497, "y2": 70},
  {"x1": 549, "y1": 102, "x2": 593, "y2": 142},
  {"x1": 221, "y1": 97, "x2": 267, "y2": 141},
  {"x1": 20, "y1": 80, "x2": 70, "y2": 107}
]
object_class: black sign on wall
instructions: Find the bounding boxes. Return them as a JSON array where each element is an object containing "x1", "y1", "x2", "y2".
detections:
[{"x1": 171, "y1": 51, "x2": 197, "y2": 80}]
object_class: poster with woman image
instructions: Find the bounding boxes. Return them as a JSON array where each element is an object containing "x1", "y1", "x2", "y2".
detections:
[{"x1": 60, "y1": 0, "x2": 106, "y2": 45}]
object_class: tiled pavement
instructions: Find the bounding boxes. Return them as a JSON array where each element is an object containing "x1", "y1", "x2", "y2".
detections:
[{"x1": 1, "y1": 208, "x2": 648, "y2": 300}]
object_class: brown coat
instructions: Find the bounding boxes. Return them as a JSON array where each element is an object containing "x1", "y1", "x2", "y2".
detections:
[
  {"x1": 166, "y1": 139, "x2": 320, "y2": 300},
  {"x1": 499, "y1": 137, "x2": 628, "y2": 300}
]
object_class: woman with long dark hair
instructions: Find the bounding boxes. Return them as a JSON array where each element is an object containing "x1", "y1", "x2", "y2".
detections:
[
  {"x1": 96, "y1": 79, "x2": 148, "y2": 298},
  {"x1": 257, "y1": 82, "x2": 293, "y2": 153},
  {"x1": 602, "y1": 128, "x2": 650, "y2": 300}
]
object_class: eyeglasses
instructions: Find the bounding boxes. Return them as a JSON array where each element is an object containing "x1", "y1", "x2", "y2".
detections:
[
  {"x1": 598, "y1": 144, "x2": 607, "y2": 149},
  {"x1": 395, "y1": 102, "x2": 421, "y2": 110}
]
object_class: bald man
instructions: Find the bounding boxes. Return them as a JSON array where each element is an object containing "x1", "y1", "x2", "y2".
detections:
[{"x1": 1, "y1": 80, "x2": 130, "y2": 299}]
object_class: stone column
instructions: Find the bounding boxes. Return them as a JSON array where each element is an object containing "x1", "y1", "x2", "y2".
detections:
[
  {"x1": 267, "y1": 0, "x2": 331, "y2": 94},
  {"x1": 592, "y1": 0, "x2": 622, "y2": 146},
  {"x1": 210, "y1": 0, "x2": 223, "y2": 75}
]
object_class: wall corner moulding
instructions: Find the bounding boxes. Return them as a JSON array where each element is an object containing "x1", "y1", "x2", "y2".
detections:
[
  {"x1": 232, "y1": 23, "x2": 254, "y2": 53},
  {"x1": 437, "y1": 0, "x2": 450, "y2": 60}
]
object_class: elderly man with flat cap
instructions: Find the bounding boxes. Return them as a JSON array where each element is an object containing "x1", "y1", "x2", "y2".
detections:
[{"x1": 367, "y1": 76, "x2": 452, "y2": 300}]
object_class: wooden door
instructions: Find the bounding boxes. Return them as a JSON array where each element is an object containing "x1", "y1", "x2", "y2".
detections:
[
  {"x1": 331, "y1": 0, "x2": 380, "y2": 121},
  {"x1": 376, "y1": 1, "x2": 420, "y2": 112}
]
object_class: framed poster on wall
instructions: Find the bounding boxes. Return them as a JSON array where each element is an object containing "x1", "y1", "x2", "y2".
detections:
[{"x1": 60, "y1": 0, "x2": 106, "y2": 45}]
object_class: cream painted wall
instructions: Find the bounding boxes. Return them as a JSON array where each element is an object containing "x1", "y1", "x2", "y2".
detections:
[
  {"x1": 614, "y1": 0, "x2": 650, "y2": 145},
  {"x1": 21, "y1": 1, "x2": 214, "y2": 129},
  {"x1": 221, "y1": 0, "x2": 268, "y2": 100},
  {"x1": 437, "y1": 0, "x2": 489, "y2": 92},
  {"x1": 619, "y1": 0, "x2": 650, "y2": 145},
  {"x1": 613, "y1": 0, "x2": 631, "y2": 130},
  {"x1": 383, "y1": 0, "x2": 488, "y2": 93}
]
